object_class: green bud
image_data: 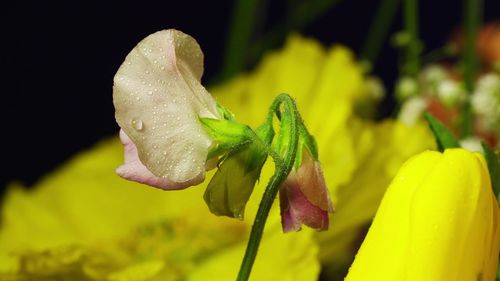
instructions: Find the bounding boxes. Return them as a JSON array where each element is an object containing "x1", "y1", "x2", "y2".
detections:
[{"x1": 274, "y1": 105, "x2": 293, "y2": 157}]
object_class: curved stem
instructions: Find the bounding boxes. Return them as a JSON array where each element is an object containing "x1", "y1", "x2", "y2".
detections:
[{"x1": 236, "y1": 94, "x2": 300, "y2": 281}]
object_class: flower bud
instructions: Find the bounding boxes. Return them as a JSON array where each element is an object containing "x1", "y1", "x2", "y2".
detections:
[
  {"x1": 345, "y1": 149, "x2": 500, "y2": 281},
  {"x1": 279, "y1": 148, "x2": 334, "y2": 232}
]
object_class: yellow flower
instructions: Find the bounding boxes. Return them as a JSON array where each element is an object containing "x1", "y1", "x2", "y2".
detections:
[
  {"x1": 0, "y1": 139, "x2": 319, "y2": 281},
  {"x1": 345, "y1": 149, "x2": 500, "y2": 281}
]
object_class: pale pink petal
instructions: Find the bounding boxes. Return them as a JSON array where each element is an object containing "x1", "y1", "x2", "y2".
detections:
[
  {"x1": 296, "y1": 149, "x2": 334, "y2": 212},
  {"x1": 113, "y1": 29, "x2": 221, "y2": 186},
  {"x1": 279, "y1": 176, "x2": 330, "y2": 233},
  {"x1": 116, "y1": 130, "x2": 202, "y2": 190}
]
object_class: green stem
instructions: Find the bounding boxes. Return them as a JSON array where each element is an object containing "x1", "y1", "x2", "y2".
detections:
[
  {"x1": 461, "y1": 0, "x2": 482, "y2": 137},
  {"x1": 361, "y1": 0, "x2": 400, "y2": 67},
  {"x1": 217, "y1": 0, "x2": 263, "y2": 83},
  {"x1": 403, "y1": 0, "x2": 419, "y2": 76},
  {"x1": 236, "y1": 94, "x2": 300, "y2": 281},
  {"x1": 248, "y1": 0, "x2": 343, "y2": 67}
]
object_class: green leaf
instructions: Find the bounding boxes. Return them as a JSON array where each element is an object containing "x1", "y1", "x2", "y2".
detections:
[
  {"x1": 481, "y1": 142, "x2": 500, "y2": 201},
  {"x1": 424, "y1": 112, "x2": 460, "y2": 152},
  {"x1": 203, "y1": 143, "x2": 268, "y2": 219}
]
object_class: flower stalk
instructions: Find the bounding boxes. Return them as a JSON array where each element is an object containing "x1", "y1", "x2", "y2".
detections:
[{"x1": 236, "y1": 94, "x2": 300, "y2": 281}]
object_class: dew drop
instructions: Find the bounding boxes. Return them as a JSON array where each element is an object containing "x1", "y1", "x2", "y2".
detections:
[{"x1": 131, "y1": 119, "x2": 144, "y2": 131}]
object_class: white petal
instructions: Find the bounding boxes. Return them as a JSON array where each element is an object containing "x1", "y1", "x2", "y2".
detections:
[
  {"x1": 116, "y1": 130, "x2": 201, "y2": 189},
  {"x1": 113, "y1": 29, "x2": 221, "y2": 184}
]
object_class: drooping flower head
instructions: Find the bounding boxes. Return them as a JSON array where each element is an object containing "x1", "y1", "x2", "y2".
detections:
[
  {"x1": 280, "y1": 148, "x2": 334, "y2": 232},
  {"x1": 113, "y1": 29, "x2": 221, "y2": 189}
]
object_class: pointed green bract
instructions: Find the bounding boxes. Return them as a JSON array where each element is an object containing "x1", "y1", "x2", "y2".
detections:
[
  {"x1": 203, "y1": 124, "x2": 274, "y2": 219},
  {"x1": 482, "y1": 142, "x2": 500, "y2": 201},
  {"x1": 424, "y1": 112, "x2": 460, "y2": 152},
  {"x1": 203, "y1": 146, "x2": 265, "y2": 219}
]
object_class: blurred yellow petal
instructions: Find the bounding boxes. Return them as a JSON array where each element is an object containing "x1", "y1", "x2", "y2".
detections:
[
  {"x1": 187, "y1": 226, "x2": 319, "y2": 281},
  {"x1": 0, "y1": 139, "x2": 318, "y2": 281}
]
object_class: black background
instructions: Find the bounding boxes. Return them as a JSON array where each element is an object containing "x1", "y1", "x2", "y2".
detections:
[{"x1": 2, "y1": 0, "x2": 500, "y2": 193}]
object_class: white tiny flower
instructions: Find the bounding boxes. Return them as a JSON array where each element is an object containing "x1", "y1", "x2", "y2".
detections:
[
  {"x1": 436, "y1": 79, "x2": 466, "y2": 106},
  {"x1": 460, "y1": 137, "x2": 483, "y2": 153},
  {"x1": 398, "y1": 96, "x2": 428, "y2": 126},
  {"x1": 471, "y1": 73, "x2": 500, "y2": 133},
  {"x1": 420, "y1": 65, "x2": 449, "y2": 86},
  {"x1": 396, "y1": 76, "x2": 418, "y2": 101},
  {"x1": 113, "y1": 29, "x2": 222, "y2": 189}
]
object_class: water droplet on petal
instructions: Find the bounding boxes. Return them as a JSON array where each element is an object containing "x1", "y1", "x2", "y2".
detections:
[{"x1": 131, "y1": 119, "x2": 144, "y2": 131}]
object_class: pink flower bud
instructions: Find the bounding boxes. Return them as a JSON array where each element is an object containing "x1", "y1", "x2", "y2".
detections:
[{"x1": 279, "y1": 150, "x2": 334, "y2": 232}]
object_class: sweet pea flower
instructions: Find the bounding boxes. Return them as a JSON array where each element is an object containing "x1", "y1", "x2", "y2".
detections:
[
  {"x1": 113, "y1": 29, "x2": 221, "y2": 189},
  {"x1": 345, "y1": 149, "x2": 500, "y2": 281},
  {"x1": 279, "y1": 148, "x2": 334, "y2": 232}
]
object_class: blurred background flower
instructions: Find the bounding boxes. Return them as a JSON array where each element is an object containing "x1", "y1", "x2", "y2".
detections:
[
  {"x1": 3, "y1": 0, "x2": 500, "y2": 280},
  {"x1": 0, "y1": 139, "x2": 320, "y2": 280}
]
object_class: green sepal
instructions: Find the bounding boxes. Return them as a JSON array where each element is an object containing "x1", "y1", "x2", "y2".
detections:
[
  {"x1": 273, "y1": 104, "x2": 293, "y2": 157},
  {"x1": 203, "y1": 124, "x2": 271, "y2": 219},
  {"x1": 481, "y1": 142, "x2": 500, "y2": 202},
  {"x1": 292, "y1": 122, "x2": 319, "y2": 170},
  {"x1": 200, "y1": 118, "x2": 252, "y2": 159},
  {"x1": 216, "y1": 103, "x2": 236, "y2": 121},
  {"x1": 203, "y1": 144, "x2": 267, "y2": 219},
  {"x1": 424, "y1": 112, "x2": 460, "y2": 152}
]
